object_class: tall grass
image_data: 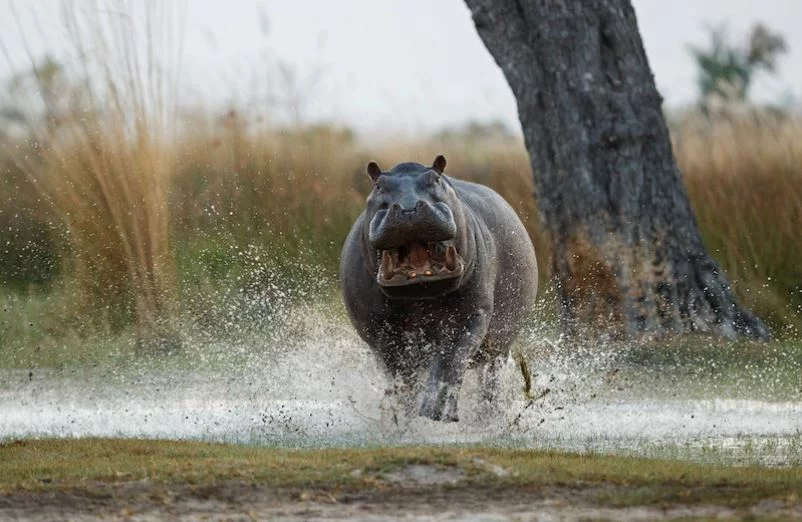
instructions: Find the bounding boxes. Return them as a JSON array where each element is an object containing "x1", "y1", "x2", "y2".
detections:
[
  {"x1": 675, "y1": 112, "x2": 802, "y2": 331},
  {"x1": 169, "y1": 124, "x2": 546, "y2": 267},
  {"x1": 1, "y1": 2, "x2": 184, "y2": 344},
  {"x1": 3, "y1": 108, "x2": 801, "y2": 340},
  {"x1": 3, "y1": 107, "x2": 800, "y2": 341},
  {"x1": 172, "y1": 119, "x2": 366, "y2": 268}
]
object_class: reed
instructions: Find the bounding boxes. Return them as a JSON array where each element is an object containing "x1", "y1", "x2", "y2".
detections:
[
  {"x1": 1, "y1": 2, "x2": 184, "y2": 344},
  {"x1": 166, "y1": 111, "x2": 801, "y2": 332},
  {"x1": 675, "y1": 111, "x2": 802, "y2": 330}
]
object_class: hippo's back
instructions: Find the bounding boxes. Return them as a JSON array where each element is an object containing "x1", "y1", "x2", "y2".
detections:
[{"x1": 451, "y1": 178, "x2": 538, "y2": 346}]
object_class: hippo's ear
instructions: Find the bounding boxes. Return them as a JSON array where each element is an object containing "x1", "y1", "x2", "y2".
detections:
[
  {"x1": 367, "y1": 161, "x2": 382, "y2": 182},
  {"x1": 432, "y1": 155, "x2": 447, "y2": 174}
]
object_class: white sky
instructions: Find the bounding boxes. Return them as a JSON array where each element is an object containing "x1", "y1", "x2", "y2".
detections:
[{"x1": 2, "y1": 0, "x2": 801, "y2": 134}]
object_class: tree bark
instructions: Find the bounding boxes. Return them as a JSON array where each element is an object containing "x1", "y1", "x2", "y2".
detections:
[{"x1": 465, "y1": 0, "x2": 769, "y2": 340}]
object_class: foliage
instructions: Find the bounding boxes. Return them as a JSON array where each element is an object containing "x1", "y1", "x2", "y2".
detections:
[
  {"x1": 1, "y1": 4, "x2": 182, "y2": 346},
  {"x1": 688, "y1": 23, "x2": 787, "y2": 104}
]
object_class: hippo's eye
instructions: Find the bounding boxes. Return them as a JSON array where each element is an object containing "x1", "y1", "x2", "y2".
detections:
[{"x1": 424, "y1": 171, "x2": 441, "y2": 187}]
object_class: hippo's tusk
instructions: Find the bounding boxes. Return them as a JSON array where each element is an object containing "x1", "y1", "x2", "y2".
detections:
[
  {"x1": 381, "y1": 250, "x2": 394, "y2": 279},
  {"x1": 445, "y1": 245, "x2": 458, "y2": 271}
]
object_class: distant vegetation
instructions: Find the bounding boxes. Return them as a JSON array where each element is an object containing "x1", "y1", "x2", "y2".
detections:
[
  {"x1": 689, "y1": 23, "x2": 787, "y2": 105},
  {"x1": 0, "y1": 11, "x2": 799, "y2": 359},
  {"x1": 3, "y1": 107, "x2": 800, "y2": 346}
]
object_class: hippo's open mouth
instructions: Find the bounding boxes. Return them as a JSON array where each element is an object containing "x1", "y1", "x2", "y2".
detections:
[{"x1": 377, "y1": 241, "x2": 465, "y2": 287}]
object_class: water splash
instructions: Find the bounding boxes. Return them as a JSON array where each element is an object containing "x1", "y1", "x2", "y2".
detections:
[{"x1": 2, "y1": 284, "x2": 802, "y2": 466}]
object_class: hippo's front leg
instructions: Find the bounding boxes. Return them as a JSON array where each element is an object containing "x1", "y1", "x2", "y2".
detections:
[{"x1": 419, "y1": 308, "x2": 491, "y2": 422}]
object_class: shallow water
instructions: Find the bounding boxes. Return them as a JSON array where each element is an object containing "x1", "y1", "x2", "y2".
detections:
[{"x1": 2, "y1": 306, "x2": 801, "y2": 466}]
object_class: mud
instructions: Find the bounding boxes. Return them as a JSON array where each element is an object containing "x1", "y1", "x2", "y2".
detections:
[{"x1": 3, "y1": 477, "x2": 801, "y2": 521}]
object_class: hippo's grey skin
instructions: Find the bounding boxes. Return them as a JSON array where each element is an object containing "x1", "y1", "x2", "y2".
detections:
[{"x1": 340, "y1": 155, "x2": 538, "y2": 422}]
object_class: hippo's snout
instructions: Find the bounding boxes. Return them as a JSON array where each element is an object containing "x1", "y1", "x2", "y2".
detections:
[
  {"x1": 368, "y1": 200, "x2": 457, "y2": 251},
  {"x1": 368, "y1": 201, "x2": 464, "y2": 295}
]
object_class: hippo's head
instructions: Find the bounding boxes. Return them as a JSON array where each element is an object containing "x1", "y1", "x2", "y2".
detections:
[{"x1": 362, "y1": 155, "x2": 468, "y2": 299}]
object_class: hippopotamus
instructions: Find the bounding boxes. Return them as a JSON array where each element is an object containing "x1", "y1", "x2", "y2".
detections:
[{"x1": 340, "y1": 155, "x2": 538, "y2": 422}]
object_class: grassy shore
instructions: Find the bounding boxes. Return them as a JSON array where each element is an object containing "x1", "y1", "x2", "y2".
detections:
[{"x1": 2, "y1": 439, "x2": 802, "y2": 506}]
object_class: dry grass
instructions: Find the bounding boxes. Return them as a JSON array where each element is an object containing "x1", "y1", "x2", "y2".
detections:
[
  {"x1": 1, "y1": 2, "x2": 183, "y2": 340},
  {"x1": 164, "y1": 112, "x2": 799, "y2": 331},
  {"x1": 171, "y1": 120, "x2": 366, "y2": 268},
  {"x1": 3, "y1": 110, "x2": 801, "y2": 338},
  {"x1": 675, "y1": 111, "x2": 802, "y2": 330}
]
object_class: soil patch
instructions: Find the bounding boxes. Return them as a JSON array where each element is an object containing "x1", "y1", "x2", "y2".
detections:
[{"x1": 3, "y1": 481, "x2": 801, "y2": 521}]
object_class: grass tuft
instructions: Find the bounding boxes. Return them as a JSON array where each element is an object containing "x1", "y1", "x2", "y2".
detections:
[
  {"x1": 1, "y1": 2, "x2": 184, "y2": 343},
  {"x1": 676, "y1": 111, "x2": 802, "y2": 331}
]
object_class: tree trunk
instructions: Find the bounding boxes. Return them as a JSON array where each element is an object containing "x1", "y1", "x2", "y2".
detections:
[{"x1": 465, "y1": 0, "x2": 769, "y2": 340}]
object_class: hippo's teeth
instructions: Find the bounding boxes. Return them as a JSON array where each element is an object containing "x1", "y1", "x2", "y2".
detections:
[
  {"x1": 408, "y1": 271, "x2": 417, "y2": 279},
  {"x1": 445, "y1": 245, "x2": 457, "y2": 271},
  {"x1": 381, "y1": 251, "x2": 393, "y2": 280},
  {"x1": 424, "y1": 270, "x2": 433, "y2": 276}
]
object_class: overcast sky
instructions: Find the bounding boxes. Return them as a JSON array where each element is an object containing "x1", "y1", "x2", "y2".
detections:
[{"x1": 2, "y1": 1, "x2": 801, "y2": 134}]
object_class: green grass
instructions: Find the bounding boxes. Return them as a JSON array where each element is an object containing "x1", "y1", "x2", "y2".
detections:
[
  {"x1": 608, "y1": 338, "x2": 802, "y2": 400},
  {"x1": 0, "y1": 286, "x2": 142, "y2": 368},
  {"x1": 0, "y1": 285, "x2": 355, "y2": 370},
  {"x1": 1, "y1": 439, "x2": 802, "y2": 509}
]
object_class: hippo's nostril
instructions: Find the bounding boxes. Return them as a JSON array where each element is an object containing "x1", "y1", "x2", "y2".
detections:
[{"x1": 401, "y1": 200, "x2": 426, "y2": 215}]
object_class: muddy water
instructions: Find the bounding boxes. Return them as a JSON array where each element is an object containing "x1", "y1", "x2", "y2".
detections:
[{"x1": 2, "y1": 308, "x2": 801, "y2": 465}]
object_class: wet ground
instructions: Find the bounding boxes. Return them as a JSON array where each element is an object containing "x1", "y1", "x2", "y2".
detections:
[
  {"x1": 5, "y1": 480, "x2": 801, "y2": 521},
  {"x1": 3, "y1": 306, "x2": 802, "y2": 520},
  {"x1": 2, "y1": 318, "x2": 802, "y2": 466}
]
